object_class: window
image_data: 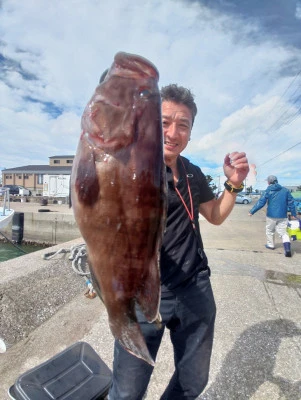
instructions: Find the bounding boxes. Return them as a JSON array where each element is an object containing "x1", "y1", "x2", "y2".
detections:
[
  {"x1": 66, "y1": 160, "x2": 73, "y2": 164},
  {"x1": 54, "y1": 160, "x2": 60, "y2": 164},
  {"x1": 37, "y1": 174, "x2": 43, "y2": 184}
]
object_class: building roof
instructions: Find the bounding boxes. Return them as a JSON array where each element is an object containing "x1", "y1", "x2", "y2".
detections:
[
  {"x1": 2, "y1": 165, "x2": 72, "y2": 174},
  {"x1": 48, "y1": 155, "x2": 75, "y2": 159}
]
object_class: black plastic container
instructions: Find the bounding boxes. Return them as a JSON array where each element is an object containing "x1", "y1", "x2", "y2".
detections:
[{"x1": 8, "y1": 342, "x2": 112, "y2": 400}]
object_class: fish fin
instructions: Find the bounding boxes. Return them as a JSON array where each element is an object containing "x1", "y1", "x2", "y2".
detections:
[
  {"x1": 90, "y1": 267, "x2": 154, "y2": 364},
  {"x1": 108, "y1": 301, "x2": 155, "y2": 366},
  {"x1": 154, "y1": 313, "x2": 162, "y2": 330},
  {"x1": 136, "y1": 259, "x2": 161, "y2": 323},
  {"x1": 118, "y1": 321, "x2": 155, "y2": 367},
  {"x1": 89, "y1": 263, "x2": 104, "y2": 303},
  {"x1": 75, "y1": 147, "x2": 100, "y2": 206}
]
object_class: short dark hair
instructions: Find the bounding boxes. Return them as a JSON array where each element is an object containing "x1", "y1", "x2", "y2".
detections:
[
  {"x1": 160, "y1": 84, "x2": 197, "y2": 126},
  {"x1": 99, "y1": 68, "x2": 109, "y2": 84}
]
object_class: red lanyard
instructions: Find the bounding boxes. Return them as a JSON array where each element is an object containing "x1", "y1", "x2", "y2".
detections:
[{"x1": 174, "y1": 158, "x2": 196, "y2": 230}]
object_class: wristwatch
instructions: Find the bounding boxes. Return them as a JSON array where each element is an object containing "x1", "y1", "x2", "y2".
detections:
[{"x1": 224, "y1": 180, "x2": 244, "y2": 193}]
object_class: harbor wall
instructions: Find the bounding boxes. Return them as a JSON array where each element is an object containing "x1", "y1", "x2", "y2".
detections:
[{"x1": 1, "y1": 210, "x2": 81, "y2": 245}]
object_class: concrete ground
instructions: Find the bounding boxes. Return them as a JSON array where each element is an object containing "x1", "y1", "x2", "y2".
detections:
[
  {"x1": 3, "y1": 201, "x2": 74, "y2": 216},
  {"x1": 0, "y1": 204, "x2": 300, "y2": 399}
]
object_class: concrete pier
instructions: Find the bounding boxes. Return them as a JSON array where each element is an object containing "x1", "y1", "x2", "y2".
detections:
[
  {"x1": 0, "y1": 201, "x2": 80, "y2": 244},
  {"x1": 0, "y1": 205, "x2": 300, "y2": 399}
]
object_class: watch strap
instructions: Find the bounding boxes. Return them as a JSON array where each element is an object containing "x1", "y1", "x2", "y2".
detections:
[{"x1": 224, "y1": 180, "x2": 244, "y2": 193}]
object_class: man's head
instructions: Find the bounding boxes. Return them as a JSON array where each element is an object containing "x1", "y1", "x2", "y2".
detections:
[
  {"x1": 160, "y1": 84, "x2": 197, "y2": 166},
  {"x1": 267, "y1": 175, "x2": 278, "y2": 184},
  {"x1": 160, "y1": 84, "x2": 197, "y2": 126}
]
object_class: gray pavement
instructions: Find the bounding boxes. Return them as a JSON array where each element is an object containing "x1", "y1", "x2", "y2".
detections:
[
  {"x1": 4, "y1": 200, "x2": 74, "y2": 215},
  {"x1": 0, "y1": 205, "x2": 300, "y2": 399}
]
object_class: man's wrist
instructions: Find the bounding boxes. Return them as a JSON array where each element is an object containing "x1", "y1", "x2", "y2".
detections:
[{"x1": 224, "y1": 180, "x2": 244, "y2": 193}]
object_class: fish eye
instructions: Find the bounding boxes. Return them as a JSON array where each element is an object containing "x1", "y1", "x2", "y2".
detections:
[{"x1": 139, "y1": 88, "x2": 151, "y2": 98}]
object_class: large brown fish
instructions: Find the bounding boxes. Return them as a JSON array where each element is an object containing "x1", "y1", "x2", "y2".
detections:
[{"x1": 71, "y1": 52, "x2": 166, "y2": 366}]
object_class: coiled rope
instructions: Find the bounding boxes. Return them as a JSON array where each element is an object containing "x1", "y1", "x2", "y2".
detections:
[{"x1": 43, "y1": 243, "x2": 96, "y2": 298}]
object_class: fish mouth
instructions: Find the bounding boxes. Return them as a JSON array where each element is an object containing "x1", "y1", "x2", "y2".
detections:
[
  {"x1": 82, "y1": 96, "x2": 134, "y2": 151},
  {"x1": 114, "y1": 52, "x2": 159, "y2": 81},
  {"x1": 92, "y1": 95, "x2": 121, "y2": 110},
  {"x1": 84, "y1": 131, "x2": 132, "y2": 151}
]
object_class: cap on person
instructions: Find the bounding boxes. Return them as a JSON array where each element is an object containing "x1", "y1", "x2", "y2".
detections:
[{"x1": 267, "y1": 175, "x2": 278, "y2": 184}]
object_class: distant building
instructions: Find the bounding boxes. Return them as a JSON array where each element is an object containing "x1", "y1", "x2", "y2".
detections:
[
  {"x1": 285, "y1": 186, "x2": 299, "y2": 192},
  {"x1": 1, "y1": 155, "x2": 74, "y2": 195}
]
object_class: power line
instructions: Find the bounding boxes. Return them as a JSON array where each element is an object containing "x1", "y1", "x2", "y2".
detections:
[
  {"x1": 265, "y1": 93, "x2": 301, "y2": 132},
  {"x1": 242, "y1": 69, "x2": 301, "y2": 145},
  {"x1": 257, "y1": 140, "x2": 301, "y2": 168},
  {"x1": 266, "y1": 69, "x2": 301, "y2": 117}
]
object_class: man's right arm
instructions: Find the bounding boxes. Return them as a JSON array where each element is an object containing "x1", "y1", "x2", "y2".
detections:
[{"x1": 249, "y1": 193, "x2": 267, "y2": 216}]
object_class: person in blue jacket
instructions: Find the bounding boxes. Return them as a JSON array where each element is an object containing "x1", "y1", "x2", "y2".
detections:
[{"x1": 248, "y1": 175, "x2": 296, "y2": 257}]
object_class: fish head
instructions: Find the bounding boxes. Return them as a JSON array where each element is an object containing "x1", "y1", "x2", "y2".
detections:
[{"x1": 81, "y1": 52, "x2": 161, "y2": 152}]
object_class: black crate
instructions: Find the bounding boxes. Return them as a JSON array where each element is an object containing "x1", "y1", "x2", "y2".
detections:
[{"x1": 8, "y1": 342, "x2": 112, "y2": 400}]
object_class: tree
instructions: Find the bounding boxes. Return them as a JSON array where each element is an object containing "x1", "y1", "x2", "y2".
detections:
[{"x1": 205, "y1": 175, "x2": 217, "y2": 193}]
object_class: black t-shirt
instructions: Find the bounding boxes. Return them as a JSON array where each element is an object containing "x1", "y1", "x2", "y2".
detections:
[{"x1": 160, "y1": 156, "x2": 215, "y2": 293}]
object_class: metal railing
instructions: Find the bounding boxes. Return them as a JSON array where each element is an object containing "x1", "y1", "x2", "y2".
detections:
[{"x1": 1, "y1": 188, "x2": 11, "y2": 216}]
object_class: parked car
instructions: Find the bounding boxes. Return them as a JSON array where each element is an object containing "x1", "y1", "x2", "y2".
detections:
[
  {"x1": 0, "y1": 186, "x2": 10, "y2": 196},
  {"x1": 235, "y1": 194, "x2": 252, "y2": 204},
  {"x1": 0, "y1": 185, "x2": 31, "y2": 196},
  {"x1": 293, "y1": 198, "x2": 301, "y2": 214}
]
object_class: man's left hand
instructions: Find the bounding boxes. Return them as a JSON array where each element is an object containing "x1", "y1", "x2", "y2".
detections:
[{"x1": 223, "y1": 152, "x2": 250, "y2": 187}]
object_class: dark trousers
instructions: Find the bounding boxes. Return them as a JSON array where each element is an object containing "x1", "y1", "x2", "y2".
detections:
[{"x1": 108, "y1": 269, "x2": 216, "y2": 400}]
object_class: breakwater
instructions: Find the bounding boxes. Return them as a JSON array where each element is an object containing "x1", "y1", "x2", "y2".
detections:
[{"x1": 0, "y1": 202, "x2": 81, "y2": 245}]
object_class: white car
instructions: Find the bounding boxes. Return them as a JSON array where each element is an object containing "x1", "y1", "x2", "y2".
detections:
[{"x1": 235, "y1": 194, "x2": 252, "y2": 204}]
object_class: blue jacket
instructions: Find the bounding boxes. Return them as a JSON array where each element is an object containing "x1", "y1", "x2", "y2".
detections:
[{"x1": 249, "y1": 183, "x2": 296, "y2": 218}]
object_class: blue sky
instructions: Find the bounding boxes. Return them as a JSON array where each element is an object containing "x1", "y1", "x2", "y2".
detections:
[{"x1": 1, "y1": 0, "x2": 301, "y2": 190}]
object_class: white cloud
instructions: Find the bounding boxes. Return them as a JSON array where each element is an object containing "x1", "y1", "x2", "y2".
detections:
[{"x1": 1, "y1": 0, "x2": 301, "y2": 189}]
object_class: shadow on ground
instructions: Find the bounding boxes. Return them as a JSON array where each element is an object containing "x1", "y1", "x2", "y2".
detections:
[{"x1": 200, "y1": 319, "x2": 301, "y2": 399}]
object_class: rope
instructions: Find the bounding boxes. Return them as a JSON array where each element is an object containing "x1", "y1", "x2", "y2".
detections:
[
  {"x1": 43, "y1": 243, "x2": 96, "y2": 298},
  {"x1": 69, "y1": 244, "x2": 90, "y2": 276},
  {"x1": 0, "y1": 231, "x2": 27, "y2": 254},
  {"x1": 43, "y1": 248, "x2": 69, "y2": 259}
]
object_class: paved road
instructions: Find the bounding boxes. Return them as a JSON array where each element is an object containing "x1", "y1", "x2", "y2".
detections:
[
  {"x1": 0, "y1": 204, "x2": 300, "y2": 399},
  {"x1": 5, "y1": 200, "x2": 74, "y2": 214}
]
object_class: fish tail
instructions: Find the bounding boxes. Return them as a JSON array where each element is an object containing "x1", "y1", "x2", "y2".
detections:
[
  {"x1": 108, "y1": 305, "x2": 155, "y2": 366},
  {"x1": 118, "y1": 321, "x2": 155, "y2": 366}
]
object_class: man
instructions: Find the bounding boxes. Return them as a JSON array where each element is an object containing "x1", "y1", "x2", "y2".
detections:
[
  {"x1": 248, "y1": 175, "x2": 296, "y2": 257},
  {"x1": 108, "y1": 84, "x2": 249, "y2": 400}
]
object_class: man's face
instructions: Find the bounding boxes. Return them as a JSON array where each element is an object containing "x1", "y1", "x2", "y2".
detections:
[{"x1": 161, "y1": 101, "x2": 192, "y2": 162}]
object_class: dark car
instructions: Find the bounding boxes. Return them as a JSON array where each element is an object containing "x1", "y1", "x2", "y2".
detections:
[{"x1": 0, "y1": 185, "x2": 31, "y2": 196}]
